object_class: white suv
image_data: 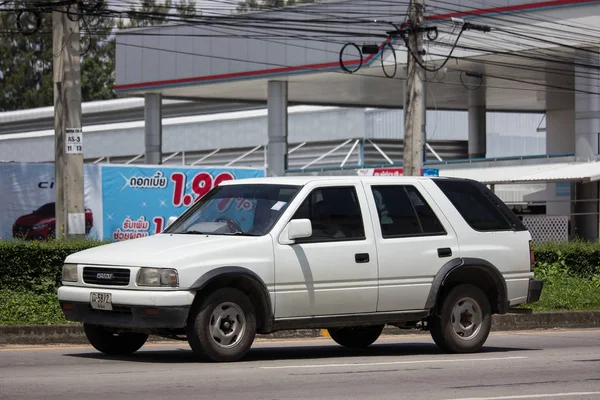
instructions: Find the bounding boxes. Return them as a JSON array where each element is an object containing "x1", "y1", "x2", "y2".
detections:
[{"x1": 58, "y1": 176, "x2": 542, "y2": 362}]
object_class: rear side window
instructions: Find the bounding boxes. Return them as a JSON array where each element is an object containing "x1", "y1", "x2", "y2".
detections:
[
  {"x1": 434, "y1": 179, "x2": 524, "y2": 232},
  {"x1": 371, "y1": 185, "x2": 446, "y2": 238}
]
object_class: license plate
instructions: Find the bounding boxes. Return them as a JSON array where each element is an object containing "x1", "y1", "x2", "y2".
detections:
[{"x1": 90, "y1": 292, "x2": 113, "y2": 311}]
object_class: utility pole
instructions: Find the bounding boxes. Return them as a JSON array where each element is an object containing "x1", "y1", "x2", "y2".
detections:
[
  {"x1": 403, "y1": 0, "x2": 425, "y2": 176},
  {"x1": 53, "y1": 1, "x2": 85, "y2": 240}
]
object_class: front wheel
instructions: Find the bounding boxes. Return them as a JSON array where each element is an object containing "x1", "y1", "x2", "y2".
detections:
[
  {"x1": 429, "y1": 284, "x2": 492, "y2": 353},
  {"x1": 328, "y1": 325, "x2": 384, "y2": 348},
  {"x1": 83, "y1": 324, "x2": 148, "y2": 355},
  {"x1": 186, "y1": 288, "x2": 257, "y2": 362}
]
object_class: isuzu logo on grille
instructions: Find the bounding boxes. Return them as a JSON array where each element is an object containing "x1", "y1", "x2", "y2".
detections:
[{"x1": 96, "y1": 273, "x2": 114, "y2": 280}]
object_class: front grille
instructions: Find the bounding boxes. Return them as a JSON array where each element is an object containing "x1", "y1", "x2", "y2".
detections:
[
  {"x1": 83, "y1": 267, "x2": 130, "y2": 286},
  {"x1": 14, "y1": 225, "x2": 31, "y2": 236}
]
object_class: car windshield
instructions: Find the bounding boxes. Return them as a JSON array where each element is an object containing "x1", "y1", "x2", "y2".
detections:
[{"x1": 165, "y1": 184, "x2": 301, "y2": 236}]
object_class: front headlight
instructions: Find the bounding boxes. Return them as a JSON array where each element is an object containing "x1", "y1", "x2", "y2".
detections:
[
  {"x1": 32, "y1": 223, "x2": 47, "y2": 230},
  {"x1": 62, "y1": 264, "x2": 78, "y2": 282},
  {"x1": 137, "y1": 268, "x2": 178, "y2": 287}
]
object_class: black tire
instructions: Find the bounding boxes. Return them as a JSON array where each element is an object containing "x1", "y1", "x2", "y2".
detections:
[
  {"x1": 186, "y1": 288, "x2": 257, "y2": 362},
  {"x1": 429, "y1": 284, "x2": 492, "y2": 353},
  {"x1": 83, "y1": 324, "x2": 148, "y2": 355},
  {"x1": 328, "y1": 325, "x2": 384, "y2": 348}
]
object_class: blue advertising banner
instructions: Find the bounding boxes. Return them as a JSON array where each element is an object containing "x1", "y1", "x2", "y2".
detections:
[{"x1": 101, "y1": 165, "x2": 265, "y2": 241}]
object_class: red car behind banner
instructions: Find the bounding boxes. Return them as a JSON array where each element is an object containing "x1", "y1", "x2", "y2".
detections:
[{"x1": 12, "y1": 202, "x2": 94, "y2": 240}]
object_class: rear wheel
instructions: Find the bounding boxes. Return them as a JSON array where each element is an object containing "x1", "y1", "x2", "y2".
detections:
[
  {"x1": 430, "y1": 284, "x2": 492, "y2": 353},
  {"x1": 186, "y1": 288, "x2": 257, "y2": 362},
  {"x1": 328, "y1": 325, "x2": 384, "y2": 348},
  {"x1": 83, "y1": 324, "x2": 148, "y2": 355}
]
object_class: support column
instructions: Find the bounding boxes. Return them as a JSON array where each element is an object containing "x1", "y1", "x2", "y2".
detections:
[
  {"x1": 573, "y1": 50, "x2": 600, "y2": 239},
  {"x1": 546, "y1": 69, "x2": 575, "y2": 154},
  {"x1": 468, "y1": 84, "x2": 486, "y2": 159},
  {"x1": 144, "y1": 93, "x2": 162, "y2": 165},
  {"x1": 267, "y1": 81, "x2": 288, "y2": 177},
  {"x1": 545, "y1": 75, "x2": 575, "y2": 217},
  {"x1": 575, "y1": 54, "x2": 600, "y2": 161}
]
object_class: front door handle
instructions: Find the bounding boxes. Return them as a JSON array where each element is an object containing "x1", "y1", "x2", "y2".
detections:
[
  {"x1": 437, "y1": 247, "x2": 452, "y2": 258},
  {"x1": 355, "y1": 253, "x2": 370, "y2": 263}
]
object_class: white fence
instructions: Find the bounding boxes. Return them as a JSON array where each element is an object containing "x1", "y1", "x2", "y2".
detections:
[{"x1": 522, "y1": 215, "x2": 569, "y2": 243}]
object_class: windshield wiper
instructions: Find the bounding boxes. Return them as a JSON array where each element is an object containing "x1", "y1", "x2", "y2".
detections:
[
  {"x1": 207, "y1": 232, "x2": 260, "y2": 237},
  {"x1": 174, "y1": 230, "x2": 259, "y2": 236}
]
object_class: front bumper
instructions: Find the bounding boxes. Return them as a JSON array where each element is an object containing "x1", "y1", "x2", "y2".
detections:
[
  {"x1": 527, "y1": 278, "x2": 544, "y2": 303},
  {"x1": 12, "y1": 226, "x2": 48, "y2": 240},
  {"x1": 58, "y1": 286, "x2": 195, "y2": 331}
]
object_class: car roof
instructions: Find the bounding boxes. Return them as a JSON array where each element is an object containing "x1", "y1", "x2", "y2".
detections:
[{"x1": 220, "y1": 175, "x2": 457, "y2": 186}]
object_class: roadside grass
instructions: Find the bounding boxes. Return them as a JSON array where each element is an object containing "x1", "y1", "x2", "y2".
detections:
[
  {"x1": 1, "y1": 277, "x2": 599, "y2": 325},
  {"x1": 525, "y1": 277, "x2": 600, "y2": 311},
  {"x1": 0, "y1": 290, "x2": 71, "y2": 325},
  {"x1": 526, "y1": 248, "x2": 600, "y2": 311}
]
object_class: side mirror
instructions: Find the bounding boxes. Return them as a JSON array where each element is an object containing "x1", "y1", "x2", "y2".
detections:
[
  {"x1": 286, "y1": 219, "x2": 312, "y2": 243},
  {"x1": 167, "y1": 216, "x2": 177, "y2": 228}
]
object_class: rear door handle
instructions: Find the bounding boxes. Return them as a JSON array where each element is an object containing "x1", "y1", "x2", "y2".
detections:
[
  {"x1": 355, "y1": 253, "x2": 370, "y2": 263},
  {"x1": 437, "y1": 248, "x2": 452, "y2": 258}
]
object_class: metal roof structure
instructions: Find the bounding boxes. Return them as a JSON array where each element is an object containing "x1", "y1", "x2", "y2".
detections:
[
  {"x1": 114, "y1": 0, "x2": 600, "y2": 111},
  {"x1": 0, "y1": 98, "x2": 263, "y2": 136},
  {"x1": 439, "y1": 161, "x2": 600, "y2": 184},
  {"x1": 0, "y1": 101, "x2": 545, "y2": 166}
]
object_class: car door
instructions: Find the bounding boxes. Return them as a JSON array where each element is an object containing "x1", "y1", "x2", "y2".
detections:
[
  {"x1": 272, "y1": 183, "x2": 379, "y2": 319},
  {"x1": 364, "y1": 181, "x2": 460, "y2": 312}
]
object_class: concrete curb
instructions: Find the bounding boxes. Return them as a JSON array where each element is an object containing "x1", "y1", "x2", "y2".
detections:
[{"x1": 1, "y1": 311, "x2": 599, "y2": 345}]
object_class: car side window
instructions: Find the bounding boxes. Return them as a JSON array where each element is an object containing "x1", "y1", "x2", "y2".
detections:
[
  {"x1": 433, "y1": 180, "x2": 513, "y2": 231},
  {"x1": 405, "y1": 186, "x2": 446, "y2": 235},
  {"x1": 371, "y1": 185, "x2": 446, "y2": 238},
  {"x1": 292, "y1": 186, "x2": 365, "y2": 242}
]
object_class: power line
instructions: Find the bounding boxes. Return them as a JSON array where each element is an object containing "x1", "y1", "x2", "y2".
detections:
[{"x1": 5, "y1": 0, "x2": 600, "y2": 98}]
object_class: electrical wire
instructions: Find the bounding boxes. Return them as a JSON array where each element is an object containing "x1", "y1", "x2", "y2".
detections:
[
  {"x1": 7, "y1": 9, "x2": 592, "y2": 90},
  {"x1": 5, "y1": 0, "x2": 600, "y2": 98},
  {"x1": 106, "y1": 17, "x2": 600, "y2": 92},
  {"x1": 339, "y1": 42, "x2": 362, "y2": 73},
  {"x1": 459, "y1": 71, "x2": 482, "y2": 90},
  {"x1": 400, "y1": 25, "x2": 467, "y2": 73},
  {"x1": 16, "y1": 9, "x2": 41, "y2": 35},
  {"x1": 426, "y1": 80, "x2": 438, "y2": 141},
  {"x1": 380, "y1": 41, "x2": 397, "y2": 78}
]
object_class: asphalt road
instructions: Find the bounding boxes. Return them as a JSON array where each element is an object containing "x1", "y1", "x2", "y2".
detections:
[{"x1": 1, "y1": 329, "x2": 600, "y2": 400}]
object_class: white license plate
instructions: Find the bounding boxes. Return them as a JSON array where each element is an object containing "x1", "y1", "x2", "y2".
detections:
[{"x1": 90, "y1": 292, "x2": 113, "y2": 311}]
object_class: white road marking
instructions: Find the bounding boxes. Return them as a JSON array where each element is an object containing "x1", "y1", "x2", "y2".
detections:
[
  {"x1": 260, "y1": 355, "x2": 527, "y2": 369},
  {"x1": 447, "y1": 392, "x2": 600, "y2": 400}
]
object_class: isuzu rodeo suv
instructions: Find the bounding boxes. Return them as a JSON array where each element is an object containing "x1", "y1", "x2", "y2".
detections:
[{"x1": 58, "y1": 176, "x2": 542, "y2": 362}]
